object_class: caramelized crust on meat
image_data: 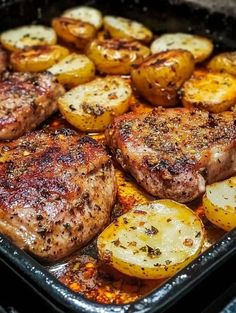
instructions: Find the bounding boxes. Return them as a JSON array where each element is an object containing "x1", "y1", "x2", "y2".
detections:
[
  {"x1": 0, "y1": 71, "x2": 65, "y2": 140},
  {"x1": 0, "y1": 128, "x2": 117, "y2": 261},
  {"x1": 106, "y1": 108, "x2": 236, "y2": 203}
]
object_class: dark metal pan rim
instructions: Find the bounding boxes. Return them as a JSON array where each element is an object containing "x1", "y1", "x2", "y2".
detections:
[
  {"x1": 1, "y1": 228, "x2": 235, "y2": 313},
  {"x1": 0, "y1": 0, "x2": 236, "y2": 312}
]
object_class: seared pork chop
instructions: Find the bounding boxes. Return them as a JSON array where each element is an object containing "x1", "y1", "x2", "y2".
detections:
[
  {"x1": 0, "y1": 71, "x2": 64, "y2": 140},
  {"x1": 0, "y1": 128, "x2": 117, "y2": 261},
  {"x1": 106, "y1": 108, "x2": 236, "y2": 203}
]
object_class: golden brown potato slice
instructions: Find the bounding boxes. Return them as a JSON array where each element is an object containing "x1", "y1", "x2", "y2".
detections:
[
  {"x1": 203, "y1": 177, "x2": 236, "y2": 231},
  {"x1": 10, "y1": 45, "x2": 69, "y2": 72},
  {"x1": 103, "y1": 16, "x2": 153, "y2": 43},
  {"x1": 48, "y1": 53, "x2": 95, "y2": 88},
  {"x1": 207, "y1": 52, "x2": 236, "y2": 76},
  {"x1": 62, "y1": 6, "x2": 103, "y2": 29},
  {"x1": 131, "y1": 49, "x2": 194, "y2": 107},
  {"x1": 97, "y1": 200, "x2": 204, "y2": 279},
  {"x1": 181, "y1": 70, "x2": 236, "y2": 113},
  {"x1": 1, "y1": 25, "x2": 57, "y2": 51},
  {"x1": 52, "y1": 17, "x2": 96, "y2": 50},
  {"x1": 151, "y1": 33, "x2": 213, "y2": 63},
  {"x1": 86, "y1": 39, "x2": 150, "y2": 74},
  {"x1": 58, "y1": 76, "x2": 132, "y2": 132}
]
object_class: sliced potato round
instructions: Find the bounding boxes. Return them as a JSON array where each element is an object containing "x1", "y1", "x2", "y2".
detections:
[
  {"x1": 52, "y1": 17, "x2": 96, "y2": 50},
  {"x1": 58, "y1": 76, "x2": 132, "y2": 132},
  {"x1": 86, "y1": 39, "x2": 150, "y2": 74},
  {"x1": 203, "y1": 177, "x2": 236, "y2": 231},
  {"x1": 181, "y1": 70, "x2": 236, "y2": 113},
  {"x1": 10, "y1": 45, "x2": 69, "y2": 72},
  {"x1": 1, "y1": 25, "x2": 57, "y2": 52},
  {"x1": 48, "y1": 53, "x2": 95, "y2": 88},
  {"x1": 62, "y1": 6, "x2": 103, "y2": 29},
  {"x1": 207, "y1": 52, "x2": 236, "y2": 76},
  {"x1": 97, "y1": 200, "x2": 204, "y2": 279},
  {"x1": 103, "y1": 15, "x2": 153, "y2": 43},
  {"x1": 131, "y1": 49, "x2": 194, "y2": 107},
  {"x1": 150, "y1": 33, "x2": 213, "y2": 63}
]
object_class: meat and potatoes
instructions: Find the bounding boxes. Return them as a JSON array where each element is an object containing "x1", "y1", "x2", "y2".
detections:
[{"x1": 0, "y1": 4, "x2": 236, "y2": 305}]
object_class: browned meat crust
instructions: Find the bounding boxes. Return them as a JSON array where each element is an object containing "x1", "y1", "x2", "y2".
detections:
[
  {"x1": 0, "y1": 128, "x2": 117, "y2": 261},
  {"x1": 106, "y1": 107, "x2": 236, "y2": 203},
  {"x1": 0, "y1": 71, "x2": 65, "y2": 140}
]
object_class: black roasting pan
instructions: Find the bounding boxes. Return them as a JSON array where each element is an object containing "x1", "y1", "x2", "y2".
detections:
[{"x1": 0, "y1": 0, "x2": 236, "y2": 312}]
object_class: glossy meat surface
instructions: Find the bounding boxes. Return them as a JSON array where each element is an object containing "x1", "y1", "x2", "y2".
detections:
[
  {"x1": 0, "y1": 128, "x2": 117, "y2": 261},
  {"x1": 0, "y1": 71, "x2": 65, "y2": 140},
  {"x1": 106, "y1": 108, "x2": 236, "y2": 203}
]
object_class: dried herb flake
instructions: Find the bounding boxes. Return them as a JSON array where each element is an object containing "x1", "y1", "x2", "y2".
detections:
[{"x1": 145, "y1": 225, "x2": 159, "y2": 235}]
